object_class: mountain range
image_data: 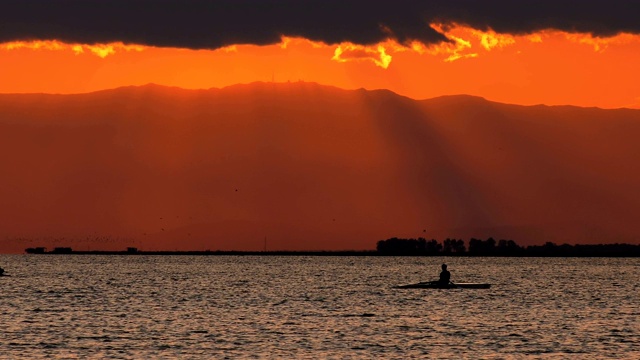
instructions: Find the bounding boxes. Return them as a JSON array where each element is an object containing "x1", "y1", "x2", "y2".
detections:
[{"x1": 1, "y1": 82, "x2": 639, "y2": 252}]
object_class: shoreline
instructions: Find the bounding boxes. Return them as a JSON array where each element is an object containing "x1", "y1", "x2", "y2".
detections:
[{"x1": 20, "y1": 249, "x2": 640, "y2": 257}]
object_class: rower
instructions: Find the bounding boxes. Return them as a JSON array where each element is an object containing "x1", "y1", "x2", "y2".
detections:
[{"x1": 439, "y1": 264, "x2": 451, "y2": 285}]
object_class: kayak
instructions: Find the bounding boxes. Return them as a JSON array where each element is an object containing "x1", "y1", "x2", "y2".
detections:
[{"x1": 395, "y1": 281, "x2": 490, "y2": 289}]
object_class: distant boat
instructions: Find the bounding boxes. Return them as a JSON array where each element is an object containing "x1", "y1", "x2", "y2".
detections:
[{"x1": 395, "y1": 281, "x2": 490, "y2": 289}]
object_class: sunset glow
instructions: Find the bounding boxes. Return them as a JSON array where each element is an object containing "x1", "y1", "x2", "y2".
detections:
[
  {"x1": 2, "y1": 25, "x2": 640, "y2": 108},
  {"x1": 3, "y1": 2, "x2": 640, "y2": 357},
  {"x1": 2, "y1": 10, "x2": 640, "y2": 253}
]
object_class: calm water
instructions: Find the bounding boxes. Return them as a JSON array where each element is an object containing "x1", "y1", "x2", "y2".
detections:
[{"x1": 0, "y1": 255, "x2": 638, "y2": 359}]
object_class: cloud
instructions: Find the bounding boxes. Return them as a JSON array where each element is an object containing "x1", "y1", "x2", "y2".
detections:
[
  {"x1": 0, "y1": 41, "x2": 144, "y2": 58},
  {"x1": 1, "y1": 1, "x2": 638, "y2": 49},
  {"x1": 332, "y1": 43, "x2": 393, "y2": 68}
]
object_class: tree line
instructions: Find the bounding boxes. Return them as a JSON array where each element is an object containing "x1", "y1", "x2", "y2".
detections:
[{"x1": 376, "y1": 237, "x2": 640, "y2": 257}]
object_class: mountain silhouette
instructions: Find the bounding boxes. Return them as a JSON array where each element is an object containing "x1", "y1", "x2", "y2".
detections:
[{"x1": 1, "y1": 82, "x2": 639, "y2": 252}]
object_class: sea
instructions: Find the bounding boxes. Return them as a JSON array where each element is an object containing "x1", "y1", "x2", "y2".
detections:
[{"x1": 0, "y1": 255, "x2": 638, "y2": 359}]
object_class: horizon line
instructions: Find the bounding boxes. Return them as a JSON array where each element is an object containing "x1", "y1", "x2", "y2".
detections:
[{"x1": 1, "y1": 81, "x2": 636, "y2": 110}]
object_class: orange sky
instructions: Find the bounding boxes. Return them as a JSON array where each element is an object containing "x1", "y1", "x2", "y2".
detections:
[
  {"x1": 2, "y1": 22, "x2": 640, "y2": 253},
  {"x1": 2, "y1": 25, "x2": 640, "y2": 108}
]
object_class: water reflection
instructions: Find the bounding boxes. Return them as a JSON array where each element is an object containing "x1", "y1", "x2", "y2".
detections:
[{"x1": 0, "y1": 255, "x2": 638, "y2": 358}]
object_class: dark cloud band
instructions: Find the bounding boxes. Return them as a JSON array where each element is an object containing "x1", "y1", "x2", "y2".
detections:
[{"x1": 1, "y1": 0, "x2": 638, "y2": 49}]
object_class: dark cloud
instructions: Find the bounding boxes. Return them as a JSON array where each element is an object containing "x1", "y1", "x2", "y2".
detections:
[{"x1": 1, "y1": 0, "x2": 638, "y2": 49}]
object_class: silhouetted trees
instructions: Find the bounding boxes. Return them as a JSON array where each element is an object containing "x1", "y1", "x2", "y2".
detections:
[
  {"x1": 23, "y1": 240, "x2": 640, "y2": 257},
  {"x1": 524, "y1": 242, "x2": 640, "y2": 257},
  {"x1": 375, "y1": 238, "x2": 640, "y2": 257},
  {"x1": 377, "y1": 237, "x2": 512, "y2": 256},
  {"x1": 496, "y1": 239, "x2": 524, "y2": 256},
  {"x1": 468, "y1": 237, "x2": 497, "y2": 255},
  {"x1": 376, "y1": 237, "x2": 440, "y2": 255},
  {"x1": 425, "y1": 239, "x2": 442, "y2": 254},
  {"x1": 442, "y1": 238, "x2": 466, "y2": 254}
]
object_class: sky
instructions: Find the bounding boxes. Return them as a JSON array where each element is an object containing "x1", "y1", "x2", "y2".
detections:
[
  {"x1": 1, "y1": 0, "x2": 640, "y2": 108},
  {"x1": 2, "y1": 1, "x2": 640, "y2": 252}
]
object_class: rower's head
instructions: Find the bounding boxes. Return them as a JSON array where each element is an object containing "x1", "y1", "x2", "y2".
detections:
[{"x1": 441, "y1": 264, "x2": 447, "y2": 270}]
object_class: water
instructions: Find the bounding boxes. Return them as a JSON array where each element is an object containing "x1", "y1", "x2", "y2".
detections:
[{"x1": 1, "y1": 255, "x2": 638, "y2": 359}]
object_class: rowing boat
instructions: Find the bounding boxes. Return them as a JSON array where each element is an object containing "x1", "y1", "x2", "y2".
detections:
[{"x1": 395, "y1": 281, "x2": 490, "y2": 289}]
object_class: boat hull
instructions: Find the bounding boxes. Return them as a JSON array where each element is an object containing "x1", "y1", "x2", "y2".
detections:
[{"x1": 395, "y1": 282, "x2": 490, "y2": 289}]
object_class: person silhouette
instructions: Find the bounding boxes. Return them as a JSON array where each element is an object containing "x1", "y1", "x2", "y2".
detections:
[
  {"x1": 439, "y1": 264, "x2": 451, "y2": 285},
  {"x1": 0, "y1": 267, "x2": 4, "y2": 276}
]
